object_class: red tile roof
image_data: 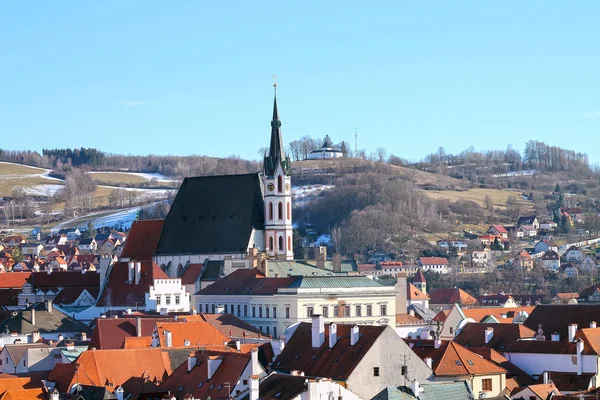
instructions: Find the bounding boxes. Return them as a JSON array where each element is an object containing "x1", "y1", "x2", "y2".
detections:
[
  {"x1": 198, "y1": 268, "x2": 297, "y2": 296},
  {"x1": 199, "y1": 313, "x2": 264, "y2": 339},
  {"x1": 180, "y1": 263, "x2": 203, "y2": 285},
  {"x1": 429, "y1": 288, "x2": 477, "y2": 305},
  {"x1": 89, "y1": 317, "x2": 174, "y2": 349},
  {"x1": 96, "y1": 261, "x2": 167, "y2": 307},
  {"x1": 407, "y1": 283, "x2": 429, "y2": 301},
  {"x1": 120, "y1": 220, "x2": 164, "y2": 261},
  {"x1": 454, "y1": 323, "x2": 536, "y2": 350},
  {"x1": 0, "y1": 273, "x2": 31, "y2": 289},
  {"x1": 413, "y1": 269, "x2": 426, "y2": 283},
  {"x1": 490, "y1": 225, "x2": 508, "y2": 234},
  {"x1": 461, "y1": 307, "x2": 535, "y2": 324},
  {"x1": 155, "y1": 321, "x2": 231, "y2": 348},
  {"x1": 48, "y1": 348, "x2": 173, "y2": 393},
  {"x1": 419, "y1": 257, "x2": 449, "y2": 266}
]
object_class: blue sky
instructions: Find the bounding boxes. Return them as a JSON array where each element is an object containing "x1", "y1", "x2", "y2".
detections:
[{"x1": 1, "y1": 1, "x2": 599, "y2": 162}]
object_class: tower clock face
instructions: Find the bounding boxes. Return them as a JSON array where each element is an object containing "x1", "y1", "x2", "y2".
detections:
[
  {"x1": 285, "y1": 183, "x2": 290, "y2": 191},
  {"x1": 267, "y1": 183, "x2": 275, "y2": 191}
]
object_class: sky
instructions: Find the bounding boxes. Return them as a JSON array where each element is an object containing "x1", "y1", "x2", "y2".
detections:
[{"x1": 1, "y1": 1, "x2": 600, "y2": 162}]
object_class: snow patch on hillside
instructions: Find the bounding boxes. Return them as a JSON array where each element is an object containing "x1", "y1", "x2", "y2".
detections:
[{"x1": 292, "y1": 185, "x2": 334, "y2": 206}]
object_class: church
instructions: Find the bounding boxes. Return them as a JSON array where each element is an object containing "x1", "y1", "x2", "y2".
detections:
[{"x1": 153, "y1": 88, "x2": 294, "y2": 278}]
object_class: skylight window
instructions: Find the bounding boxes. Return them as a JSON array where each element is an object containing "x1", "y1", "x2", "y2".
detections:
[
  {"x1": 275, "y1": 394, "x2": 282, "y2": 398},
  {"x1": 467, "y1": 360, "x2": 474, "y2": 365},
  {"x1": 179, "y1": 386, "x2": 184, "y2": 392},
  {"x1": 198, "y1": 383, "x2": 203, "y2": 388},
  {"x1": 295, "y1": 355, "x2": 299, "y2": 359},
  {"x1": 210, "y1": 384, "x2": 215, "y2": 389},
  {"x1": 455, "y1": 361, "x2": 462, "y2": 366},
  {"x1": 334, "y1": 358, "x2": 339, "y2": 363},
  {"x1": 312, "y1": 356, "x2": 317, "y2": 360}
]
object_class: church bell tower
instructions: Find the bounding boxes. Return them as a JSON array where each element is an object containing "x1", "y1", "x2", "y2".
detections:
[{"x1": 263, "y1": 81, "x2": 293, "y2": 260}]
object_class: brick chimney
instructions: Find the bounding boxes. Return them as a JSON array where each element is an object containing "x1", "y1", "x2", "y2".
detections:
[
  {"x1": 136, "y1": 317, "x2": 142, "y2": 337},
  {"x1": 187, "y1": 352, "x2": 196, "y2": 373},
  {"x1": 249, "y1": 349, "x2": 260, "y2": 400},
  {"x1": 164, "y1": 331, "x2": 172, "y2": 347},
  {"x1": 134, "y1": 262, "x2": 141, "y2": 285},
  {"x1": 316, "y1": 253, "x2": 326, "y2": 269},
  {"x1": 332, "y1": 253, "x2": 342, "y2": 273}
]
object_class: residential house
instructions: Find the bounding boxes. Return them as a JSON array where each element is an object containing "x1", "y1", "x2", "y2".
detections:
[
  {"x1": 146, "y1": 277, "x2": 191, "y2": 313},
  {"x1": 418, "y1": 257, "x2": 450, "y2": 274},
  {"x1": 564, "y1": 247, "x2": 585, "y2": 263},
  {"x1": 271, "y1": 316, "x2": 433, "y2": 399},
  {"x1": 470, "y1": 251, "x2": 490, "y2": 267},
  {"x1": 2, "y1": 236, "x2": 26, "y2": 247},
  {"x1": 0, "y1": 341, "x2": 85, "y2": 375},
  {"x1": 161, "y1": 349, "x2": 267, "y2": 400},
  {"x1": 78, "y1": 238, "x2": 97, "y2": 253},
  {"x1": 18, "y1": 270, "x2": 100, "y2": 308},
  {"x1": 372, "y1": 381, "x2": 475, "y2": 400},
  {"x1": 517, "y1": 216, "x2": 540, "y2": 230},
  {"x1": 511, "y1": 383, "x2": 561, "y2": 400},
  {"x1": 518, "y1": 225, "x2": 538, "y2": 237},
  {"x1": 513, "y1": 250, "x2": 534, "y2": 270},
  {"x1": 562, "y1": 207, "x2": 585, "y2": 224},
  {"x1": 195, "y1": 268, "x2": 398, "y2": 338},
  {"x1": 406, "y1": 339, "x2": 507, "y2": 398},
  {"x1": 453, "y1": 322, "x2": 536, "y2": 352},
  {"x1": 582, "y1": 255, "x2": 597, "y2": 271},
  {"x1": 560, "y1": 263, "x2": 579, "y2": 278},
  {"x1": 542, "y1": 251, "x2": 561, "y2": 271},
  {"x1": 49, "y1": 257, "x2": 68, "y2": 270},
  {"x1": 477, "y1": 294, "x2": 519, "y2": 308},
  {"x1": 99, "y1": 238, "x2": 117, "y2": 255},
  {"x1": 534, "y1": 240, "x2": 559, "y2": 254},
  {"x1": 46, "y1": 235, "x2": 67, "y2": 247},
  {"x1": 487, "y1": 225, "x2": 509, "y2": 239},
  {"x1": 436, "y1": 240, "x2": 468, "y2": 252},
  {"x1": 428, "y1": 288, "x2": 478, "y2": 311},
  {"x1": 552, "y1": 293, "x2": 579, "y2": 304},
  {"x1": 21, "y1": 244, "x2": 43, "y2": 258},
  {"x1": 540, "y1": 220, "x2": 559, "y2": 231}
]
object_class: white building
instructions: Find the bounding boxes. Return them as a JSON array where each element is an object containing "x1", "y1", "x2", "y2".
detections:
[
  {"x1": 307, "y1": 136, "x2": 344, "y2": 160},
  {"x1": 195, "y1": 268, "x2": 398, "y2": 338},
  {"x1": 146, "y1": 278, "x2": 191, "y2": 313}
]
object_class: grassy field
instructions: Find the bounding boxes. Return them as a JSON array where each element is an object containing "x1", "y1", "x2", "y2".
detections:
[
  {"x1": 0, "y1": 162, "x2": 62, "y2": 197},
  {"x1": 423, "y1": 188, "x2": 533, "y2": 211},
  {"x1": 88, "y1": 172, "x2": 148, "y2": 185}
]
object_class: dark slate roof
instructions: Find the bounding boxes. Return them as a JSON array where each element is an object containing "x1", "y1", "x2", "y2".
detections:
[
  {"x1": 201, "y1": 260, "x2": 224, "y2": 281},
  {"x1": 0, "y1": 302, "x2": 89, "y2": 334},
  {"x1": 29, "y1": 271, "x2": 99, "y2": 290},
  {"x1": 155, "y1": 173, "x2": 264, "y2": 255},
  {"x1": 523, "y1": 304, "x2": 600, "y2": 340},
  {"x1": 239, "y1": 374, "x2": 307, "y2": 400},
  {"x1": 64, "y1": 385, "x2": 117, "y2": 400},
  {"x1": 517, "y1": 215, "x2": 537, "y2": 226}
]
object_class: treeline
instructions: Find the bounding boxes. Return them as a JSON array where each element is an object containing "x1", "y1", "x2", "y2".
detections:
[
  {"x1": 43, "y1": 148, "x2": 105, "y2": 168},
  {"x1": 523, "y1": 140, "x2": 589, "y2": 173}
]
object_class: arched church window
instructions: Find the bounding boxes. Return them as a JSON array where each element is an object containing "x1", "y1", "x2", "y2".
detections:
[
  {"x1": 287, "y1": 202, "x2": 291, "y2": 220},
  {"x1": 278, "y1": 235, "x2": 284, "y2": 251},
  {"x1": 277, "y1": 176, "x2": 283, "y2": 193},
  {"x1": 288, "y1": 236, "x2": 292, "y2": 251},
  {"x1": 278, "y1": 202, "x2": 283, "y2": 220},
  {"x1": 268, "y1": 202, "x2": 273, "y2": 220},
  {"x1": 269, "y1": 236, "x2": 274, "y2": 252}
]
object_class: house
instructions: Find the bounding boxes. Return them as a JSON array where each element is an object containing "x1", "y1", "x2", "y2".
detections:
[
  {"x1": 534, "y1": 240, "x2": 559, "y2": 254},
  {"x1": 46, "y1": 235, "x2": 67, "y2": 247},
  {"x1": 306, "y1": 136, "x2": 344, "y2": 159},
  {"x1": 517, "y1": 215, "x2": 540, "y2": 230},
  {"x1": 562, "y1": 207, "x2": 585, "y2": 224},
  {"x1": 542, "y1": 250, "x2": 561, "y2": 271},
  {"x1": 271, "y1": 316, "x2": 433, "y2": 399},
  {"x1": 18, "y1": 270, "x2": 100, "y2": 308},
  {"x1": 578, "y1": 284, "x2": 600, "y2": 303},
  {"x1": 405, "y1": 339, "x2": 507, "y2": 398},
  {"x1": 238, "y1": 372, "x2": 362, "y2": 400},
  {"x1": 372, "y1": 381, "x2": 476, "y2": 400},
  {"x1": 477, "y1": 293, "x2": 519, "y2": 308},
  {"x1": 513, "y1": 250, "x2": 534, "y2": 270},
  {"x1": 540, "y1": 220, "x2": 558, "y2": 231},
  {"x1": 564, "y1": 247, "x2": 584, "y2": 263},
  {"x1": 552, "y1": 293, "x2": 579, "y2": 304},
  {"x1": 511, "y1": 382, "x2": 561, "y2": 400},
  {"x1": 518, "y1": 225, "x2": 538, "y2": 237},
  {"x1": 428, "y1": 287, "x2": 478, "y2": 311},
  {"x1": 487, "y1": 225, "x2": 508, "y2": 239},
  {"x1": 161, "y1": 348, "x2": 267, "y2": 400},
  {"x1": 78, "y1": 238, "x2": 97, "y2": 253},
  {"x1": 511, "y1": 294, "x2": 544, "y2": 306},
  {"x1": 418, "y1": 257, "x2": 450, "y2": 274},
  {"x1": 453, "y1": 322, "x2": 536, "y2": 351},
  {"x1": 436, "y1": 239, "x2": 468, "y2": 252},
  {"x1": 470, "y1": 251, "x2": 490, "y2": 267},
  {"x1": 195, "y1": 268, "x2": 398, "y2": 338},
  {"x1": 21, "y1": 244, "x2": 43, "y2": 257},
  {"x1": 98, "y1": 238, "x2": 116, "y2": 254},
  {"x1": 49, "y1": 257, "x2": 68, "y2": 270},
  {"x1": 581, "y1": 255, "x2": 597, "y2": 271},
  {"x1": 146, "y1": 278, "x2": 192, "y2": 313},
  {"x1": 560, "y1": 263, "x2": 578, "y2": 278},
  {"x1": 2, "y1": 236, "x2": 26, "y2": 246}
]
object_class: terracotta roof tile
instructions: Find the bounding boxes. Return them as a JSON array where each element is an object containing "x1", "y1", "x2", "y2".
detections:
[
  {"x1": 120, "y1": 220, "x2": 164, "y2": 261},
  {"x1": 198, "y1": 268, "x2": 297, "y2": 296},
  {"x1": 413, "y1": 269, "x2": 426, "y2": 283},
  {"x1": 0, "y1": 273, "x2": 31, "y2": 289},
  {"x1": 199, "y1": 314, "x2": 264, "y2": 339},
  {"x1": 0, "y1": 388, "x2": 45, "y2": 400},
  {"x1": 419, "y1": 257, "x2": 449, "y2": 265},
  {"x1": 180, "y1": 263, "x2": 203, "y2": 285},
  {"x1": 90, "y1": 317, "x2": 174, "y2": 349},
  {"x1": 96, "y1": 261, "x2": 167, "y2": 307},
  {"x1": 461, "y1": 307, "x2": 535, "y2": 324},
  {"x1": 429, "y1": 288, "x2": 477, "y2": 305},
  {"x1": 156, "y1": 321, "x2": 231, "y2": 348},
  {"x1": 407, "y1": 283, "x2": 429, "y2": 301}
]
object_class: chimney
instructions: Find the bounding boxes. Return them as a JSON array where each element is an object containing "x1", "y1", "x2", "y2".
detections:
[
  {"x1": 115, "y1": 386, "x2": 124, "y2": 400},
  {"x1": 551, "y1": 333, "x2": 560, "y2": 341},
  {"x1": 136, "y1": 317, "x2": 142, "y2": 337},
  {"x1": 250, "y1": 348, "x2": 260, "y2": 376},
  {"x1": 187, "y1": 352, "x2": 196, "y2": 372},
  {"x1": 30, "y1": 330, "x2": 40, "y2": 343},
  {"x1": 424, "y1": 357, "x2": 433, "y2": 369},
  {"x1": 67, "y1": 341, "x2": 75, "y2": 351},
  {"x1": 591, "y1": 321, "x2": 597, "y2": 329},
  {"x1": 80, "y1": 332, "x2": 87, "y2": 341},
  {"x1": 420, "y1": 330, "x2": 429, "y2": 340},
  {"x1": 311, "y1": 315, "x2": 325, "y2": 348},
  {"x1": 58, "y1": 334, "x2": 64, "y2": 343},
  {"x1": 235, "y1": 339, "x2": 241, "y2": 351},
  {"x1": 329, "y1": 323, "x2": 337, "y2": 348},
  {"x1": 485, "y1": 327, "x2": 494, "y2": 344},
  {"x1": 395, "y1": 273, "x2": 408, "y2": 315},
  {"x1": 51, "y1": 389, "x2": 60, "y2": 400},
  {"x1": 434, "y1": 338, "x2": 442, "y2": 349},
  {"x1": 350, "y1": 325, "x2": 359, "y2": 346},
  {"x1": 31, "y1": 308, "x2": 36, "y2": 326},
  {"x1": 135, "y1": 262, "x2": 141, "y2": 285},
  {"x1": 164, "y1": 331, "x2": 172, "y2": 347},
  {"x1": 543, "y1": 371, "x2": 549, "y2": 384},
  {"x1": 333, "y1": 253, "x2": 342, "y2": 273},
  {"x1": 250, "y1": 373, "x2": 259, "y2": 400},
  {"x1": 128, "y1": 261, "x2": 134, "y2": 283},
  {"x1": 576, "y1": 339, "x2": 584, "y2": 375},
  {"x1": 568, "y1": 324, "x2": 578, "y2": 342},
  {"x1": 207, "y1": 356, "x2": 222, "y2": 379},
  {"x1": 410, "y1": 380, "x2": 424, "y2": 397},
  {"x1": 316, "y1": 253, "x2": 326, "y2": 269},
  {"x1": 46, "y1": 299, "x2": 53, "y2": 313},
  {"x1": 184, "y1": 339, "x2": 190, "y2": 347}
]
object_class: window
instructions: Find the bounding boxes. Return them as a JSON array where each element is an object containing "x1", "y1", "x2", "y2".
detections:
[
  {"x1": 243, "y1": 380, "x2": 248, "y2": 385},
  {"x1": 322, "y1": 306, "x2": 329, "y2": 318},
  {"x1": 269, "y1": 236, "x2": 274, "y2": 251},
  {"x1": 266, "y1": 307, "x2": 270, "y2": 318},
  {"x1": 356, "y1": 305, "x2": 362, "y2": 317},
  {"x1": 224, "y1": 304, "x2": 228, "y2": 313},
  {"x1": 373, "y1": 367, "x2": 380, "y2": 377},
  {"x1": 278, "y1": 202, "x2": 283, "y2": 220},
  {"x1": 277, "y1": 175, "x2": 283, "y2": 193},
  {"x1": 0, "y1": 359, "x2": 2, "y2": 365},
  {"x1": 259, "y1": 306, "x2": 263, "y2": 318},
  {"x1": 273, "y1": 306, "x2": 277, "y2": 318},
  {"x1": 212, "y1": 304, "x2": 216, "y2": 313},
  {"x1": 266, "y1": 326, "x2": 270, "y2": 335},
  {"x1": 285, "y1": 306, "x2": 290, "y2": 319},
  {"x1": 343, "y1": 306, "x2": 350, "y2": 317},
  {"x1": 278, "y1": 236, "x2": 284, "y2": 251},
  {"x1": 252, "y1": 306, "x2": 256, "y2": 318},
  {"x1": 273, "y1": 326, "x2": 278, "y2": 338},
  {"x1": 165, "y1": 296, "x2": 171, "y2": 305},
  {"x1": 237, "y1": 304, "x2": 241, "y2": 316},
  {"x1": 380, "y1": 305, "x2": 387, "y2": 316},
  {"x1": 269, "y1": 202, "x2": 273, "y2": 220},
  {"x1": 482, "y1": 379, "x2": 492, "y2": 392},
  {"x1": 244, "y1": 304, "x2": 248, "y2": 317},
  {"x1": 287, "y1": 202, "x2": 291, "y2": 220},
  {"x1": 449, "y1": 327, "x2": 454, "y2": 334},
  {"x1": 23, "y1": 360, "x2": 26, "y2": 367},
  {"x1": 333, "y1": 306, "x2": 339, "y2": 317},
  {"x1": 307, "y1": 307, "x2": 314, "y2": 317},
  {"x1": 156, "y1": 296, "x2": 161, "y2": 305},
  {"x1": 366, "y1": 305, "x2": 372, "y2": 316}
]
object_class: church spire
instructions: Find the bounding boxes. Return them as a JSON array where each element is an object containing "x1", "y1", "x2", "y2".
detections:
[{"x1": 264, "y1": 77, "x2": 291, "y2": 177}]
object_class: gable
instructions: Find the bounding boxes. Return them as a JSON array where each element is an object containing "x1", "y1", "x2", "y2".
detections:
[{"x1": 155, "y1": 173, "x2": 265, "y2": 255}]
